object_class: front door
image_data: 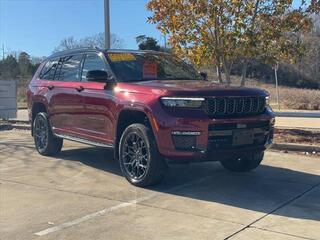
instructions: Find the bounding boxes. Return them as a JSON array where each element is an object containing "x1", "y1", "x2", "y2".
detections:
[{"x1": 77, "y1": 52, "x2": 116, "y2": 145}]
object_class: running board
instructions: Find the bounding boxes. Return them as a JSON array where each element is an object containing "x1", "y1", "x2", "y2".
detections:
[{"x1": 54, "y1": 133, "x2": 114, "y2": 148}]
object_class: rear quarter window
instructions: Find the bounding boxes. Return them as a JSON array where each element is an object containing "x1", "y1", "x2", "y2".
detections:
[
  {"x1": 39, "y1": 59, "x2": 59, "y2": 80},
  {"x1": 58, "y1": 55, "x2": 83, "y2": 82}
]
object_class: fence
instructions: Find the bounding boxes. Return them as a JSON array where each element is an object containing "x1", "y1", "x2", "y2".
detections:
[{"x1": 0, "y1": 80, "x2": 17, "y2": 119}]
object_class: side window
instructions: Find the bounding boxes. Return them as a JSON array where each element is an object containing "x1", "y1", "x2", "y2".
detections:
[
  {"x1": 81, "y1": 53, "x2": 107, "y2": 81},
  {"x1": 39, "y1": 59, "x2": 58, "y2": 80},
  {"x1": 58, "y1": 55, "x2": 83, "y2": 82}
]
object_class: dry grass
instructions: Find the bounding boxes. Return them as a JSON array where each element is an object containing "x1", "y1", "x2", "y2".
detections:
[
  {"x1": 17, "y1": 80, "x2": 29, "y2": 108},
  {"x1": 16, "y1": 76, "x2": 320, "y2": 111},
  {"x1": 274, "y1": 129, "x2": 320, "y2": 146},
  {"x1": 244, "y1": 80, "x2": 320, "y2": 111},
  {"x1": 208, "y1": 74, "x2": 320, "y2": 111}
]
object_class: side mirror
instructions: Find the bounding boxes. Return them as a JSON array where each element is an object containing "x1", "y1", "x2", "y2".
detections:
[
  {"x1": 86, "y1": 70, "x2": 109, "y2": 83},
  {"x1": 200, "y1": 71, "x2": 208, "y2": 81}
]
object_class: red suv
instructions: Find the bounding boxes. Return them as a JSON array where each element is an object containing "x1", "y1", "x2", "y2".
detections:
[{"x1": 27, "y1": 48, "x2": 275, "y2": 186}]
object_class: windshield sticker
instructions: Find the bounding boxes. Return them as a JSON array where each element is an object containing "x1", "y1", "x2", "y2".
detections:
[
  {"x1": 143, "y1": 62, "x2": 158, "y2": 79},
  {"x1": 108, "y1": 53, "x2": 136, "y2": 62}
]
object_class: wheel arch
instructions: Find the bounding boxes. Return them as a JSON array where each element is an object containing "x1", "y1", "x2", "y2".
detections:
[
  {"x1": 31, "y1": 102, "x2": 48, "y2": 136},
  {"x1": 114, "y1": 108, "x2": 159, "y2": 160}
]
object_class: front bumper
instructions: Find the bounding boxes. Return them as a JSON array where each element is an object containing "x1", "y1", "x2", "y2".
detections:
[{"x1": 151, "y1": 106, "x2": 275, "y2": 161}]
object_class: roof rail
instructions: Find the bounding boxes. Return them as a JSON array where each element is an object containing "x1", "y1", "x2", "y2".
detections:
[{"x1": 49, "y1": 47, "x2": 102, "y2": 58}]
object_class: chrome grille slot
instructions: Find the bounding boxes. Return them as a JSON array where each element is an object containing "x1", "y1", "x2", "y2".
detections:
[{"x1": 203, "y1": 97, "x2": 266, "y2": 117}]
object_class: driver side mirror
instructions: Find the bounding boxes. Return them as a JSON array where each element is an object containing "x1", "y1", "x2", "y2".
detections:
[
  {"x1": 200, "y1": 71, "x2": 208, "y2": 81},
  {"x1": 86, "y1": 70, "x2": 109, "y2": 83}
]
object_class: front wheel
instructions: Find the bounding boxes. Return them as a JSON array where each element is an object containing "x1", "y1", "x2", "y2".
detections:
[
  {"x1": 119, "y1": 124, "x2": 167, "y2": 187},
  {"x1": 220, "y1": 152, "x2": 264, "y2": 172}
]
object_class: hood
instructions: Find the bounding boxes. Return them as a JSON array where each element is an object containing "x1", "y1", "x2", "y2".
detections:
[{"x1": 123, "y1": 80, "x2": 268, "y2": 97}]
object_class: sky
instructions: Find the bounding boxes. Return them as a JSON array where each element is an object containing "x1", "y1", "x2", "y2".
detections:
[
  {"x1": 0, "y1": 0, "x2": 309, "y2": 58},
  {"x1": 0, "y1": 0, "x2": 162, "y2": 57}
]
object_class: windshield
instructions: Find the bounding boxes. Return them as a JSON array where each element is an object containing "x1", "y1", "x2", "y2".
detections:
[{"x1": 106, "y1": 52, "x2": 202, "y2": 82}]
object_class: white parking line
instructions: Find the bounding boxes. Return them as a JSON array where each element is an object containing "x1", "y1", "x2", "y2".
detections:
[{"x1": 34, "y1": 175, "x2": 214, "y2": 236}]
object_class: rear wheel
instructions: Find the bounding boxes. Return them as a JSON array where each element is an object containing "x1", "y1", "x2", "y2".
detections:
[
  {"x1": 33, "y1": 112, "x2": 63, "y2": 156},
  {"x1": 220, "y1": 152, "x2": 264, "y2": 172},
  {"x1": 119, "y1": 123, "x2": 167, "y2": 187}
]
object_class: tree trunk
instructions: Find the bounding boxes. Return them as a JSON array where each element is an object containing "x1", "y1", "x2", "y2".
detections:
[
  {"x1": 222, "y1": 55, "x2": 231, "y2": 85},
  {"x1": 215, "y1": 55, "x2": 223, "y2": 83},
  {"x1": 217, "y1": 65, "x2": 222, "y2": 83},
  {"x1": 241, "y1": 59, "x2": 248, "y2": 86}
]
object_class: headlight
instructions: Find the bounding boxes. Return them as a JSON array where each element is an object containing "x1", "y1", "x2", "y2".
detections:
[
  {"x1": 161, "y1": 97, "x2": 205, "y2": 108},
  {"x1": 265, "y1": 96, "x2": 270, "y2": 106}
]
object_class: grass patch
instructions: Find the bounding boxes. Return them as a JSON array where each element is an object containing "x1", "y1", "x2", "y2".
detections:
[
  {"x1": 16, "y1": 76, "x2": 320, "y2": 110},
  {"x1": 274, "y1": 129, "x2": 320, "y2": 146}
]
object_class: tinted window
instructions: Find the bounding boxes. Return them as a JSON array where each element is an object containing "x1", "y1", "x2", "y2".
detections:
[
  {"x1": 81, "y1": 53, "x2": 107, "y2": 81},
  {"x1": 39, "y1": 58, "x2": 59, "y2": 80},
  {"x1": 106, "y1": 53, "x2": 201, "y2": 82},
  {"x1": 58, "y1": 55, "x2": 82, "y2": 82}
]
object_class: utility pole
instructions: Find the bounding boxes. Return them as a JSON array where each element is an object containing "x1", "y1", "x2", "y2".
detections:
[
  {"x1": 1, "y1": 44, "x2": 4, "y2": 60},
  {"x1": 273, "y1": 62, "x2": 280, "y2": 111},
  {"x1": 104, "y1": 0, "x2": 111, "y2": 49}
]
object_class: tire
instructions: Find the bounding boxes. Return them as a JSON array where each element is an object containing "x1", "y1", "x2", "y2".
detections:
[
  {"x1": 33, "y1": 112, "x2": 63, "y2": 156},
  {"x1": 220, "y1": 152, "x2": 264, "y2": 172},
  {"x1": 119, "y1": 123, "x2": 167, "y2": 187}
]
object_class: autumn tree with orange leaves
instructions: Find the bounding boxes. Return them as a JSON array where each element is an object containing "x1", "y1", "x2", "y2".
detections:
[{"x1": 147, "y1": 0, "x2": 319, "y2": 85}]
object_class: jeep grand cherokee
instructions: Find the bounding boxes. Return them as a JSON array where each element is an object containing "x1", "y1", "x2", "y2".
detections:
[{"x1": 27, "y1": 48, "x2": 275, "y2": 186}]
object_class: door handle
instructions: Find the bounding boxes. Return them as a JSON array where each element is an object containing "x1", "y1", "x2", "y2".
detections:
[
  {"x1": 75, "y1": 86, "x2": 84, "y2": 92},
  {"x1": 47, "y1": 85, "x2": 54, "y2": 90}
]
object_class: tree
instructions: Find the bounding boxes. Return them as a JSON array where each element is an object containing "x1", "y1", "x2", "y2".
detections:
[
  {"x1": 54, "y1": 33, "x2": 125, "y2": 52},
  {"x1": 18, "y1": 52, "x2": 33, "y2": 77},
  {"x1": 0, "y1": 55, "x2": 20, "y2": 79},
  {"x1": 147, "y1": 0, "x2": 319, "y2": 85},
  {"x1": 136, "y1": 35, "x2": 160, "y2": 51}
]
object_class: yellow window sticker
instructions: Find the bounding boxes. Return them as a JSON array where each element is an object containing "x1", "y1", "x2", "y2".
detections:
[{"x1": 108, "y1": 53, "x2": 136, "y2": 62}]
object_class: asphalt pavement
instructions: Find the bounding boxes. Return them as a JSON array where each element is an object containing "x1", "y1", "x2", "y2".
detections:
[{"x1": 0, "y1": 130, "x2": 319, "y2": 240}]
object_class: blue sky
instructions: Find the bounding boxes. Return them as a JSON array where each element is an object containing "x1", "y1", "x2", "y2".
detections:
[
  {"x1": 0, "y1": 0, "x2": 308, "y2": 58},
  {"x1": 0, "y1": 0, "x2": 161, "y2": 57}
]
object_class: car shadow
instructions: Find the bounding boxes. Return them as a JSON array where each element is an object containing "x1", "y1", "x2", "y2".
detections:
[{"x1": 57, "y1": 146, "x2": 320, "y2": 222}]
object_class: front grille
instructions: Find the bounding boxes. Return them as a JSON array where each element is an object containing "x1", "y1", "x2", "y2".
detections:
[
  {"x1": 203, "y1": 96, "x2": 266, "y2": 117},
  {"x1": 208, "y1": 135, "x2": 268, "y2": 150},
  {"x1": 207, "y1": 121, "x2": 271, "y2": 151}
]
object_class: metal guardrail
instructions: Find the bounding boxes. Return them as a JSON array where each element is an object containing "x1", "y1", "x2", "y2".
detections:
[{"x1": 0, "y1": 80, "x2": 17, "y2": 119}]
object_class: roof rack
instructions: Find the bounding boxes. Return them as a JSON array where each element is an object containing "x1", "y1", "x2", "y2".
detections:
[{"x1": 48, "y1": 48, "x2": 169, "y2": 59}]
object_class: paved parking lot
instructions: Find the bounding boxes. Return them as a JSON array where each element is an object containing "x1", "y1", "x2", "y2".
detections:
[{"x1": 0, "y1": 130, "x2": 319, "y2": 240}]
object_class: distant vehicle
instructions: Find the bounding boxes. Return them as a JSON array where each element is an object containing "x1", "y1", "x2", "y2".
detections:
[{"x1": 27, "y1": 48, "x2": 275, "y2": 187}]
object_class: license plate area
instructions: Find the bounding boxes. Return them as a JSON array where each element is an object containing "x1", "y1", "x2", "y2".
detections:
[{"x1": 232, "y1": 129, "x2": 254, "y2": 146}]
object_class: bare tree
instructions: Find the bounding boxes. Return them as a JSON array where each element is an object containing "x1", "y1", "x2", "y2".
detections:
[{"x1": 54, "y1": 33, "x2": 125, "y2": 52}]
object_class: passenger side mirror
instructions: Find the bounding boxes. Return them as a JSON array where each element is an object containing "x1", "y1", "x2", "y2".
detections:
[
  {"x1": 86, "y1": 70, "x2": 109, "y2": 83},
  {"x1": 200, "y1": 71, "x2": 208, "y2": 81}
]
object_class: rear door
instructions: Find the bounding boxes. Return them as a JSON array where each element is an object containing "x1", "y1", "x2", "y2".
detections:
[{"x1": 48, "y1": 54, "x2": 85, "y2": 135}]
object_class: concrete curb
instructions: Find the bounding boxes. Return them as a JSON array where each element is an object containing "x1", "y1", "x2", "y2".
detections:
[
  {"x1": 271, "y1": 143, "x2": 320, "y2": 152},
  {"x1": 275, "y1": 112, "x2": 320, "y2": 118},
  {"x1": 0, "y1": 124, "x2": 30, "y2": 131},
  {"x1": 8, "y1": 120, "x2": 30, "y2": 124}
]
